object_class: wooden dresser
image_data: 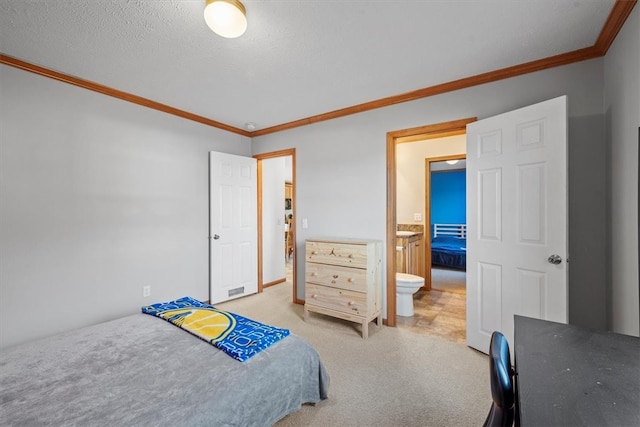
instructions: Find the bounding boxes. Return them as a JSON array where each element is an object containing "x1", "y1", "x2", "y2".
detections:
[{"x1": 304, "y1": 238, "x2": 382, "y2": 338}]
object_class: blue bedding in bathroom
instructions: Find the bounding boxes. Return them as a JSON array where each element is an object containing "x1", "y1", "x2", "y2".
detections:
[{"x1": 431, "y1": 236, "x2": 466, "y2": 270}]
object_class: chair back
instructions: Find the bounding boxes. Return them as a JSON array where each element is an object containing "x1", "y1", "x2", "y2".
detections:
[{"x1": 483, "y1": 331, "x2": 515, "y2": 427}]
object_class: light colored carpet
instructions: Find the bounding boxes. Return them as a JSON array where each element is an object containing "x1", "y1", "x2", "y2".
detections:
[
  {"x1": 216, "y1": 282, "x2": 490, "y2": 427},
  {"x1": 431, "y1": 267, "x2": 467, "y2": 294}
]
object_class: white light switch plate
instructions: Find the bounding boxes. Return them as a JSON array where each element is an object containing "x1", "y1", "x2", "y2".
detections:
[{"x1": 413, "y1": 213, "x2": 423, "y2": 221}]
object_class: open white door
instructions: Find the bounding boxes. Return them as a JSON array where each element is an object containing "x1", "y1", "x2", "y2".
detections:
[
  {"x1": 209, "y1": 151, "x2": 257, "y2": 304},
  {"x1": 466, "y1": 96, "x2": 568, "y2": 354}
]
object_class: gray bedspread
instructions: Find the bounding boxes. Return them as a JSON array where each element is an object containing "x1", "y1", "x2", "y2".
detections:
[{"x1": 0, "y1": 313, "x2": 329, "y2": 426}]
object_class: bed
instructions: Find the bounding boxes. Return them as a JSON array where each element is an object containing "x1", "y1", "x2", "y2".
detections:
[
  {"x1": 0, "y1": 311, "x2": 329, "y2": 426},
  {"x1": 431, "y1": 223, "x2": 467, "y2": 270}
]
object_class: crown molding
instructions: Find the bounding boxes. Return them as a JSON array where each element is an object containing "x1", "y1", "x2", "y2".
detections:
[
  {"x1": 1, "y1": 0, "x2": 635, "y2": 138},
  {"x1": 0, "y1": 54, "x2": 251, "y2": 137},
  {"x1": 254, "y1": 0, "x2": 636, "y2": 137}
]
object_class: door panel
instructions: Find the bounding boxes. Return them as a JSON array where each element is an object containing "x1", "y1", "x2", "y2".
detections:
[
  {"x1": 478, "y1": 168, "x2": 501, "y2": 240},
  {"x1": 467, "y1": 95, "x2": 568, "y2": 354},
  {"x1": 209, "y1": 152, "x2": 257, "y2": 304},
  {"x1": 518, "y1": 163, "x2": 546, "y2": 244},
  {"x1": 478, "y1": 262, "x2": 502, "y2": 336},
  {"x1": 516, "y1": 268, "x2": 546, "y2": 318}
]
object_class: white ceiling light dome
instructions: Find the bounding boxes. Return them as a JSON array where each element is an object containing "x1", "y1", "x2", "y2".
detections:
[{"x1": 204, "y1": 0, "x2": 247, "y2": 39}]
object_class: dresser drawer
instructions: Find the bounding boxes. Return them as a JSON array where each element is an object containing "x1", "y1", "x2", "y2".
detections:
[
  {"x1": 305, "y1": 263, "x2": 367, "y2": 292},
  {"x1": 306, "y1": 283, "x2": 367, "y2": 316},
  {"x1": 306, "y1": 241, "x2": 368, "y2": 268}
]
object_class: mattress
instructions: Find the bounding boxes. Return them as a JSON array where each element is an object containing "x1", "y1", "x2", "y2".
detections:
[
  {"x1": 431, "y1": 235, "x2": 467, "y2": 270},
  {"x1": 0, "y1": 313, "x2": 329, "y2": 426}
]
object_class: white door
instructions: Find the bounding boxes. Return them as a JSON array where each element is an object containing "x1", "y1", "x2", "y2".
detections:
[
  {"x1": 466, "y1": 96, "x2": 568, "y2": 354},
  {"x1": 209, "y1": 151, "x2": 257, "y2": 304}
]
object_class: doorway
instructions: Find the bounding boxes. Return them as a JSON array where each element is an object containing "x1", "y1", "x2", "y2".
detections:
[
  {"x1": 254, "y1": 149, "x2": 298, "y2": 304},
  {"x1": 386, "y1": 117, "x2": 476, "y2": 328},
  {"x1": 394, "y1": 132, "x2": 469, "y2": 342},
  {"x1": 426, "y1": 156, "x2": 467, "y2": 295}
]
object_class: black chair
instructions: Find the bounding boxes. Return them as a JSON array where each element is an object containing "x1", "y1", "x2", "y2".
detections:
[{"x1": 483, "y1": 331, "x2": 516, "y2": 427}]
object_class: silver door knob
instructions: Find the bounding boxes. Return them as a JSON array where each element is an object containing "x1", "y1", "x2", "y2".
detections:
[
  {"x1": 213, "y1": 234, "x2": 220, "y2": 240},
  {"x1": 548, "y1": 254, "x2": 562, "y2": 265}
]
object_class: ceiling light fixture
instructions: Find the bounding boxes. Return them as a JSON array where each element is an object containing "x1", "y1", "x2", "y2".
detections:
[
  {"x1": 204, "y1": 0, "x2": 247, "y2": 39},
  {"x1": 446, "y1": 160, "x2": 459, "y2": 165}
]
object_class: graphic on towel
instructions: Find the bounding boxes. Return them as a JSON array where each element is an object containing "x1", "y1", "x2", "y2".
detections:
[
  {"x1": 142, "y1": 296, "x2": 290, "y2": 362},
  {"x1": 161, "y1": 308, "x2": 235, "y2": 343}
]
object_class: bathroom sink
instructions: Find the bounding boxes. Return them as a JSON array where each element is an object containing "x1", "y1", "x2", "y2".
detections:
[{"x1": 396, "y1": 231, "x2": 417, "y2": 237}]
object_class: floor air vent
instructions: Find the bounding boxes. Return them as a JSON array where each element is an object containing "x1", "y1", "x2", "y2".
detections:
[{"x1": 228, "y1": 287, "x2": 244, "y2": 297}]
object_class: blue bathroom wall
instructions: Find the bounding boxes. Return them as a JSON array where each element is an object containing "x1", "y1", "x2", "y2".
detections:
[{"x1": 431, "y1": 170, "x2": 466, "y2": 225}]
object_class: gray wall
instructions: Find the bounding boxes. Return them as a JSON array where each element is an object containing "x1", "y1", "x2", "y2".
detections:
[
  {"x1": 0, "y1": 65, "x2": 251, "y2": 348},
  {"x1": 3, "y1": 10, "x2": 638, "y2": 348},
  {"x1": 252, "y1": 58, "x2": 609, "y2": 331},
  {"x1": 604, "y1": 6, "x2": 640, "y2": 336}
]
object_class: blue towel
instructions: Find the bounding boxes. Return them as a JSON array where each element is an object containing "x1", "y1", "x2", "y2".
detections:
[{"x1": 142, "y1": 296, "x2": 290, "y2": 362}]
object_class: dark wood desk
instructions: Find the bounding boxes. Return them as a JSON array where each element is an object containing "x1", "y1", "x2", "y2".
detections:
[{"x1": 514, "y1": 315, "x2": 640, "y2": 426}]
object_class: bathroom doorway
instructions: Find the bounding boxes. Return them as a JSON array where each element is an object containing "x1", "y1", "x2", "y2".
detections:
[
  {"x1": 396, "y1": 137, "x2": 467, "y2": 342},
  {"x1": 387, "y1": 118, "x2": 474, "y2": 342}
]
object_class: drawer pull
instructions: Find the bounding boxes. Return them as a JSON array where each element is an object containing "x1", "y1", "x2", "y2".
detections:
[
  {"x1": 332, "y1": 274, "x2": 339, "y2": 279},
  {"x1": 348, "y1": 301, "x2": 356, "y2": 306},
  {"x1": 311, "y1": 251, "x2": 318, "y2": 255},
  {"x1": 347, "y1": 278, "x2": 354, "y2": 283},
  {"x1": 311, "y1": 272, "x2": 318, "y2": 277},
  {"x1": 312, "y1": 294, "x2": 318, "y2": 299},
  {"x1": 347, "y1": 254, "x2": 353, "y2": 258}
]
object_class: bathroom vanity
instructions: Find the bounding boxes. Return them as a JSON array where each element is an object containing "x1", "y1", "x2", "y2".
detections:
[
  {"x1": 396, "y1": 230, "x2": 425, "y2": 278},
  {"x1": 304, "y1": 238, "x2": 382, "y2": 339}
]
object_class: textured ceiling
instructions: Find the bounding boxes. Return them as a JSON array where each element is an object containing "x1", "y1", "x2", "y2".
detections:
[{"x1": 0, "y1": 0, "x2": 617, "y2": 132}]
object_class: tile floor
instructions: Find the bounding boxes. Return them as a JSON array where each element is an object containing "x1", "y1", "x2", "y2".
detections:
[{"x1": 396, "y1": 289, "x2": 466, "y2": 343}]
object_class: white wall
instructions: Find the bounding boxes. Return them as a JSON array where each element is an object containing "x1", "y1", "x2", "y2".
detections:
[
  {"x1": 396, "y1": 134, "x2": 466, "y2": 225},
  {"x1": 604, "y1": 6, "x2": 639, "y2": 336},
  {"x1": 252, "y1": 58, "x2": 610, "y2": 330},
  {"x1": 0, "y1": 65, "x2": 251, "y2": 348},
  {"x1": 261, "y1": 157, "x2": 286, "y2": 283}
]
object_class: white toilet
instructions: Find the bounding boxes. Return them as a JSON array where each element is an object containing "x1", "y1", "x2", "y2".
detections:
[{"x1": 396, "y1": 273, "x2": 425, "y2": 317}]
